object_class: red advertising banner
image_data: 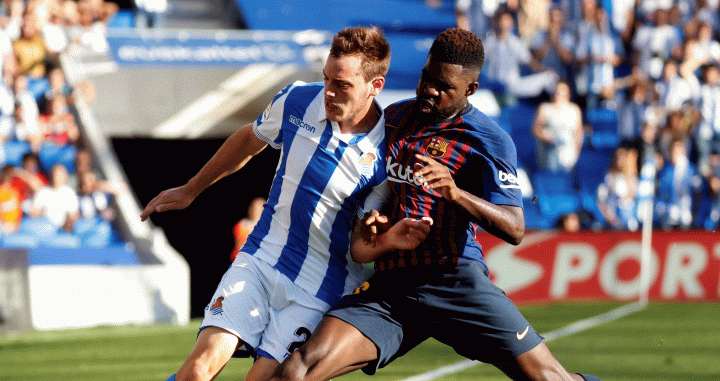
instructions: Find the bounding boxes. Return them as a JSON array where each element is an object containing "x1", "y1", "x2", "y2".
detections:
[{"x1": 478, "y1": 231, "x2": 720, "y2": 303}]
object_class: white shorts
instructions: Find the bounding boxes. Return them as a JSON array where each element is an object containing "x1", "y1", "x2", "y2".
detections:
[{"x1": 200, "y1": 252, "x2": 331, "y2": 361}]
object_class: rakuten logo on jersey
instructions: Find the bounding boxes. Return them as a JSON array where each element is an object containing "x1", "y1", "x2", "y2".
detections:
[
  {"x1": 498, "y1": 170, "x2": 521, "y2": 189},
  {"x1": 387, "y1": 159, "x2": 423, "y2": 186}
]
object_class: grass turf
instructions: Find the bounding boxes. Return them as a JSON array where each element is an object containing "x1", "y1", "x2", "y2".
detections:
[{"x1": 1, "y1": 302, "x2": 718, "y2": 381}]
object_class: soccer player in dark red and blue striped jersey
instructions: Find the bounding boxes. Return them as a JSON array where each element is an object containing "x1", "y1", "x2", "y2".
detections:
[{"x1": 269, "y1": 28, "x2": 602, "y2": 381}]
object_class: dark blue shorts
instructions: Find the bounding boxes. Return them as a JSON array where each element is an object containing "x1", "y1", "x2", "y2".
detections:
[{"x1": 326, "y1": 260, "x2": 543, "y2": 375}]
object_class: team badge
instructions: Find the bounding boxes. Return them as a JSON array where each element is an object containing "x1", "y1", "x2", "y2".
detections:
[
  {"x1": 260, "y1": 103, "x2": 272, "y2": 122},
  {"x1": 359, "y1": 152, "x2": 377, "y2": 177},
  {"x1": 426, "y1": 137, "x2": 449, "y2": 158},
  {"x1": 209, "y1": 296, "x2": 224, "y2": 315}
]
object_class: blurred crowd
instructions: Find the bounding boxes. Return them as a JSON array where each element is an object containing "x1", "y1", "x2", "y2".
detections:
[
  {"x1": 455, "y1": 0, "x2": 720, "y2": 231},
  {"x1": 0, "y1": 0, "x2": 121, "y2": 247}
]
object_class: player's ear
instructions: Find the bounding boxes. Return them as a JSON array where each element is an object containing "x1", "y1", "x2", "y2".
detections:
[
  {"x1": 370, "y1": 77, "x2": 385, "y2": 96},
  {"x1": 465, "y1": 81, "x2": 479, "y2": 97}
]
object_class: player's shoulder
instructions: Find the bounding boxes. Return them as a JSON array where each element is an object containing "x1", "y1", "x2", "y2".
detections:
[
  {"x1": 383, "y1": 98, "x2": 416, "y2": 129},
  {"x1": 460, "y1": 106, "x2": 517, "y2": 155},
  {"x1": 282, "y1": 81, "x2": 323, "y2": 101}
]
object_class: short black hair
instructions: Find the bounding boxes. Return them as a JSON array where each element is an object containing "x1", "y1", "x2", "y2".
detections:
[{"x1": 429, "y1": 28, "x2": 484, "y2": 74}]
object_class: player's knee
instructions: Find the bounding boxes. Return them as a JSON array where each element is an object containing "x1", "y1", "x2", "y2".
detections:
[
  {"x1": 270, "y1": 351, "x2": 312, "y2": 381},
  {"x1": 176, "y1": 360, "x2": 215, "y2": 381}
]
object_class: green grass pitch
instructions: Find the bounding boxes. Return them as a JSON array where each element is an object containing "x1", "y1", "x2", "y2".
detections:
[{"x1": 1, "y1": 302, "x2": 719, "y2": 381}]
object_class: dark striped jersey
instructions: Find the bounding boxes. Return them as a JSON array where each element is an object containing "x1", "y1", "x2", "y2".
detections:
[{"x1": 376, "y1": 99, "x2": 523, "y2": 271}]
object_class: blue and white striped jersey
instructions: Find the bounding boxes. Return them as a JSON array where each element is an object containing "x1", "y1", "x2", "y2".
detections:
[{"x1": 242, "y1": 81, "x2": 388, "y2": 306}]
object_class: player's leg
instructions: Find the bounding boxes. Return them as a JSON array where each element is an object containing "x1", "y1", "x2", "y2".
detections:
[
  {"x1": 246, "y1": 267, "x2": 333, "y2": 381},
  {"x1": 245, "y1": 356, "x2": 280, "y2": 381},
  {"x1": 175, "y1": 326, "x2": 239, "y2": 381},
  {"x1": 270, "y1": 316, "x2": 378, "y2": 381},
  {"x1": 168, "y1": 253, "x2": 273, "y2": 381},
  {"x1": 425, "y1": 260, "x2": 599, "y2": 381},
  {"x1": 493, "y1": 342, "x2": 584, "y2": 380}
]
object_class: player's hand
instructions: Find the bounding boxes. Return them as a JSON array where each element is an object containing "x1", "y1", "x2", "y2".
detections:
[
  {"x1": 413, "y1": 154, "x2": 462, "y2": 202},
  {"x1": 386, "y1": 217, "x2": 434, "y2": 251},
  {"x1": 361, "y1": 209, "x2": 392, "y2": 245},
  {"x1": 140, "y1": 185, "x2": 198, "y2": 221}
]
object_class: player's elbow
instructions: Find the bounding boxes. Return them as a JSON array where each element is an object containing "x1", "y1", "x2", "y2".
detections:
[{"x1": 508, "y1": 226, "x2": 524, "y2": 245}]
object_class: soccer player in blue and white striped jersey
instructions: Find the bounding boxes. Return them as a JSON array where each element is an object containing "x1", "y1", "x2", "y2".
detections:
[{"x1": 141, "y1": 27, "x2": 431, "y2": 381}]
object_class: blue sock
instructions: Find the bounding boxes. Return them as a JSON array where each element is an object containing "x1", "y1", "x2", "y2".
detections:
[
  {"x1": 165, "y1": 375, "x2": 176, "y2": 381},
  {"x1": 577, "y1": 374, "x2": 601, "y2": 381}
]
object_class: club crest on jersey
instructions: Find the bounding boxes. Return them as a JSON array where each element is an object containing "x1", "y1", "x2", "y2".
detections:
[
  {"x1": 261, "y1": 103, "x2": 272, "y2": 122},
  {"x1": 209, "y1": 296, "x2": 224, "y2": 315},
  {"x1": 359, "y1": 152, "x2": 377, "y2": 177},
  {"x1": 426, "y1": 137, "x2": 449, "y2": 158}
]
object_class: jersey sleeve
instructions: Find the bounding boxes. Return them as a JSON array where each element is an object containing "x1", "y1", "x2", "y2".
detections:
[
  {"x1": 252, "y1": 81, "x2": 305, "y2": 149},
  {"x1": 470, "y1": 132, "x2": 524, "y2": 208},
  {"x1": 357, "y1": 179, "x2": 389, "y2": 220}
]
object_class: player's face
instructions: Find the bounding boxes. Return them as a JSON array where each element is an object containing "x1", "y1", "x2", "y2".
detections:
[
  {"x1": 415, "y1": 55, "x2": 477, "y2": 123},
  {"x1": 323, "y1": 54, "x2": 378, "y2": 124}
]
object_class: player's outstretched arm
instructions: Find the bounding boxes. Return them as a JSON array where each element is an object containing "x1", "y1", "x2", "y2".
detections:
[
  {"x1": 350, "y1": 214, "x2": 433, "y2": 264},
  {"x1": 140, "y1": 123, "x2": 267, "y2": 221}
]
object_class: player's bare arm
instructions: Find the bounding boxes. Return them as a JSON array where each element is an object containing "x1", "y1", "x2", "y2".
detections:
[
  {"x1": 350, "y1": 214, "x2": 433, "y2": 263},
  {"x1": 413, "y1": 153, "x2": 524, "y2": 245},
  {"x1": 140, "y1": 123, "x2": 267, "y2": 221}
]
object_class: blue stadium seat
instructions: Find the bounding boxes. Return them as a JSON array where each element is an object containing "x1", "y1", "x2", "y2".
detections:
[
  {"x1": 41, "y1": 231, "x2": 82, "y2": 248},
  {"x1": 532, "y1": 170, "x2": 580, "y2": 221},
  {"x1": 1, "y1": 232, "x2": 39, "y2": 248},
  {"x1": 586, "y1": 108, "x2": 619, "y2": 149},
  {"x1": 19, "y1": 217, "x2": 58, "y2": 238},
  {"x1": 523, "y1": 197, "x2": 554, "y2": 229},
  {"x1": 4, "y1": 141, "x2": 31, "y2": 166},
  {"x1": 506, "y1": 101, "x2": 539, "y2": 173},
  {"x1": 39, "y1": 144, "x2": 77, "y2": 173}
]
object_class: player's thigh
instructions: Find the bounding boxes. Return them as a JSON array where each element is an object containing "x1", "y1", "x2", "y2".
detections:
[
  {"x1": 201, "y1": 254, "x2": 272, "y2": 352},
  {"x1": 257, "y1": 290, "x2": 328, "y2": 362},
  {"x1": 425, "y1": 261, "x2": 543, "y2": 363},
  {"x1": 278, "y1": 316, "x2": 378, "y2": 381}
]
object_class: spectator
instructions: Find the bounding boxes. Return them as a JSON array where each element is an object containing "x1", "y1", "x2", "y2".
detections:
[
  {"x1": 575, "y1": 8, "x2": 623, "y2": 109},
  {"x1": 13, "y1": 75, "x2": 42, "y2": 141},
  {"x1": 11, "y1": 152, "x2": 47, "y2": 202},
  {"x1": 656, "y1": 59, "x2": 699, "y2": 113},
  {"x1": 530, "y1": 7, "x2": 576, "y2": 83},
  {"x1": 597, "y1": 146, "x2": 640, "y2": 230},
  {"x1": 42, "y1": 3, "x2": 69, "y2": 60},
  {"x1": 532, "y1": 81, "x2": 584, "y2": 172},
  {"x1": 696, "y1": 64, "x2": 720, "y2": 175},
  {"x1": 12, "y1": 16, "x2": 48, "y2": 81},
  {"x1": 72, "y1": 1, "x2": 109, "y2": 54},
  {"x1": 41, "y1": 94, "x2": 79, "y2": 147},
  {"x1": 655, "y1": 138, "x2": 703, "y2": 229},
  {"x1": 483, "y1": 8, "x2": 557, "y2": 99},
  {"x1": 632, "y1": 9, "x2": 683, "y2": 80},
  {"x1": 75, "y1": 170, "x2": 116, "y2": 245},
  {"x1": 28, "y1": 163, "x2": 78, "y2": 232},
  {"x1": 12, "y1": 101, "x2": 44, "y2": 153},
  {"x1": 706, "y1": 153, "x2": 720, "y2": 228},
  {"x1": 455, "y1": 0, "x2": 497, "y2": 39},
  {"x1": 134, "y1": 0, "x2": 168, "y2": 29},
  {"x1": 39, "y1": 67, "x2": 73, "y2": 114},
  {"x1": 0, "y1": 164, "x2": 21, "y2": 233},
  {"x1": 619, "y1": 79, "x2": 651, "y2": 143},
  {"x1": 556, "y1": 211, "x2": 582, "y2": 232},
  {"x1": 2, "y1": 0, "x2": 24, "y2": 41},
  {"x1": 230, "y1": 196, "x2": 266, "y2": 262}
]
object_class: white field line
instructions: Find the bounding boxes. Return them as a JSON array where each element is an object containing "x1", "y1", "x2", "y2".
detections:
[{"x1": 400, "y1": 301, "x2": 646, "y2": 381}]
